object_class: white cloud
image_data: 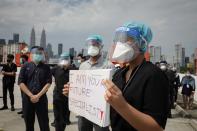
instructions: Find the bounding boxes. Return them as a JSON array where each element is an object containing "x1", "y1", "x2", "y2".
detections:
[{"x1": 0, "y1": 0, "x2": 197, "y2": 61}]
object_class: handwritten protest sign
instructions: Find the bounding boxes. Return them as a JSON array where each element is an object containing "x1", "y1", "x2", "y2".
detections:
[{"x1": 69, "y1": 69, "x2": 113, "y2": 127}]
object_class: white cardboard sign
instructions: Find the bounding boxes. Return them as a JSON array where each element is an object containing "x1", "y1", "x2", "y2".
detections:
[{"x1": 69, "y1": 69, "x2": 113, "y2": 127}]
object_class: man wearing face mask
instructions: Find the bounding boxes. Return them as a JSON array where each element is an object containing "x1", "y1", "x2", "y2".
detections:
[
  {"x1": 20, "y1": 54, "x2": 29, "y2": 66},
  {"x1": 172, "y1": 67, "x2": 180, "y2": 104},
  {"x1": 18, "y1": 46, "x2": 52, "y2": 131},
  {"x1": 51, "y1": 52, "x2": 75, "y2": 131},
  {"x1": 75, "y1": 35, "x2": 110, "y2": 131},
  {"x1": 159, "y1": 62, "x2": 175, "y2": 118},
  {"x1": 76, "y1": 53, "x2": 86, "y2": 68},
  {"x1": 101, "y1": 21, "x2": 169, "y2": 131},
  {"x1": 0, "y1": 54, "x2": 17, "y2": 111},
  {"x1": 17, "y1": 54, "x2": 29, "y2": 116}
]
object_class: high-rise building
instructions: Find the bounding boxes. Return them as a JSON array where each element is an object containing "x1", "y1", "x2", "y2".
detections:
[
  {"x1": 8, "y1": 40, "x2": 14, "y2": 44},
  {"x1": 58, "y1": 43, "x2": 63, "y2": 56},
  {"x1": 148, "y1": 45, "x2": 161, "y2": 63},
  {"x1": 190, "y1": 53, "x2": 195, "y2": 63},
  {"x1": 0, "y1": 39, "x2": 6, "y2": 45},
  {"x1": 0, "y1": 39, "x2": 6, "y2": 63},
  {"x1": 46, "y1": 43, "x2": 53, "y2": 58},
  {"x1": 30, "y1": 27, "x2": 36, "y2": 48},
  {"x1": 195, "y1": 48, "x2": 197, "y2": 60},
  {"x1": 185, "y1": 57, "x2": 190, "y2": 64},
  {"x1": 149, "y1": 46, "x2": 155, "y2": 63},
  {"x1": 181, "y1": 48, "x2": 186, "y2": 67},
  {"x1": 69, "y1": 47, "x2": 75, "y2": 57},
  {"x1": 175, "y1": 44, "x2": 182, "y2": 69},
  {"x1": 13, "y1": 33, "x2": 19, "y2": 43},
  {"x1": 40, "y1": 28, "x2": 46, "y2": 50},
  {"x1": 194, "y1": 48, "x2": 197, "y2": 75},
  {"x1": 154, "y1": 46, "x2": 161, "y2": 63}
]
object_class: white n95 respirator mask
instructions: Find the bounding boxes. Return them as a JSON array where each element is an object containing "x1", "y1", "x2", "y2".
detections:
[
  {"x1": 87, "y1": 46, "x2": 100, "y2": 56},
  {"x1": 111, "y1": 42, "x2": 140, "y2": 64}
]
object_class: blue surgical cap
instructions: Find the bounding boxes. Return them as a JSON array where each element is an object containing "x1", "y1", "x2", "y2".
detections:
[
  {"x1": 86, "y1": 34, "x2": 103, "y2": 44},
  {"x1": 122, "y1": 21, "x2": 153, "y2": 52}
]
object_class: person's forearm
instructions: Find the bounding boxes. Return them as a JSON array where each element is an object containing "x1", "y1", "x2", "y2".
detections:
[
  {"x1": 4, "y1": 72, "x2": 16, "y2": 76},
  {"x1": 37, "y1": 83, "x2": 51, "y2": 98},
  {"x1": 19, "y1": 83, "x2": 33, "y2": 97},
  {"x1": 116, "y1": 101, "x2": 163, "y2": 131}
]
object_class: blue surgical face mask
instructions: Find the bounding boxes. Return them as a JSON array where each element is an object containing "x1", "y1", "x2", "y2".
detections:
[{"x1": 32, "y1": 54, "x2": 44, "y2": 63}]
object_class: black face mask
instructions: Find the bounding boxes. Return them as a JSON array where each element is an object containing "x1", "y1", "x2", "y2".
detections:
[{"x1": 7, "y1": 59, "x2": 11, "y2": 63}]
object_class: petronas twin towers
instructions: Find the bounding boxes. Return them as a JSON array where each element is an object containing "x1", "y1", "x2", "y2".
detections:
[{"x1": 30, "y1": 27, "x2": 46, "y2": 50}]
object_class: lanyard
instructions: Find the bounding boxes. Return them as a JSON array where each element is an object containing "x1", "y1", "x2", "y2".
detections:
[{"x1": 122, "y1": 61, "x2": 144, "y2": 93}]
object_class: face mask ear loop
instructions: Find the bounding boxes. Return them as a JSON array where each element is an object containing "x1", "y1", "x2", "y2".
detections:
[{"x1": 140, "y1": 35, "x2": 148, "y2": 53}]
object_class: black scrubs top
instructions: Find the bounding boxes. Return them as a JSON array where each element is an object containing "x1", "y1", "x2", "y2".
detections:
[
  {"x1": 18, "y1": 62, "x2": 52, "y2": 95},
  {"x1": 52, "y1": 66, "x2": 69, "y2": 100},
  {"x1": 110, "y1": 60, "x2": 169, "y2": 131},
  {"x1": 2, "y1": 63, "x2": 17, "y2": 84}
]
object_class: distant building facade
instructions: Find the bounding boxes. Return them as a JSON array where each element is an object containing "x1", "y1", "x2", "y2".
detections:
[
  {"x1": 58, "y1": 43, "x2": 63, "y2": 56},
  {"x1": 13, "y1": 33, "x2": 19, "y2": 43},
  {"x1": 149, "y1": 45, "x2": 161, "y2": 63},
  {"x1": 46, "y1": 43, "x2": 53, "y2": 58},
  {"x1": 195, "y1": 48, "x2": 197, "y2": 75},
  {"x1": 30, "y1": 27, "x2": 36, "y2": 48},
  {"x1": 40, "y1": 29, "x2": 46, "y2": 50}
]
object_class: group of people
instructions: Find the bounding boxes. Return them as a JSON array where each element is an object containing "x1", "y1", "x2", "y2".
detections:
[
  {"x1": 63, "y1": 21, "x2": 169, "y2": 131},
  {"x1": 0, "y1": 20, "x2": 195, "y2": 131},
  {"x1": 157, "y1": 61, "x2": 196, "y2": 114}
]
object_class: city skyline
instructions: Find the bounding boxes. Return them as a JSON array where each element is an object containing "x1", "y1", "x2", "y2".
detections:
[
  {"x1": 0, "y1": 0, "x2": 197, "y2": 62},
  {"x1": 0, "y1": 31, "x2": 195, "y2": 62},
  {"x1": 40, "y1": 28, "x2": 46, "y2": 50},
  {"x1": 30, "y1": 27, "x2": 36, "y2": 48}
]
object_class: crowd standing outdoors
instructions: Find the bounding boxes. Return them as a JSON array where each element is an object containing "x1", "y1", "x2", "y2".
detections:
[{"x1": 0, "y1": 20, "x2": 196, "y2": 131}]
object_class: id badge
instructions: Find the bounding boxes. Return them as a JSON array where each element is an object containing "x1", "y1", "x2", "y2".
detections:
[{"x1": 186, "y1": 84, "x2": 189, "y2": 88}]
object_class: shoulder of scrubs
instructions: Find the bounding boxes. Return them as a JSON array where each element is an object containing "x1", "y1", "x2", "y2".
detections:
[
  {"x1": 51, "y1": 66, "x2": 58, "y2": 76},
  {"x1": 111, "y1": 61, "x2": 169, "y2": 129},
  {"x1": 11, "y1": 63, "x2": 17, "y2": 72},
  {"x1": 41, "y1": 63, "x2": 52, "y2": 84}
]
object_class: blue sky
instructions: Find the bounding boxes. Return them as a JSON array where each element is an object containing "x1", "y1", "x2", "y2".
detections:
[{"x1": 0, "y1": 0, "x2": 197, "y2": 62}]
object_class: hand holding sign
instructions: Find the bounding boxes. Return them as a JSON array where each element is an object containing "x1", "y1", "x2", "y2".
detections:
[
  {"x1": 63, "y1": 83, "x2": 70, "y2": 96},
  {"x1": 102, "y1": 79, "x2": 127, "y2": 112},
  {"x1": 69, "y1": 69, "x2": 113, "y2": 127}
]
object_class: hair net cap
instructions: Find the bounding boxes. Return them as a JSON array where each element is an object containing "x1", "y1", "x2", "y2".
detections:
[
  {"x1": 86, "y1": 34, "x2": 103, "y2": 44},
  {"x1": 123, "y1": 21, "x2": 153, "y2": 44}
]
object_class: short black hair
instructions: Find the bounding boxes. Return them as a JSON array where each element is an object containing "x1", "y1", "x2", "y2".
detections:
[
  {"x1": 7, "y1": 54, "x2": 14, "y2": 59},
  {"x1": 30, "y1": 46, "x2": 44, "y2": 52},
  {"x1": 160, "y1": 61, "x2": 167, "y2": 64},
  {"x1": 77, "y1": 53, "x2": 83, "y2": 57},
  {"x1": 21, "y1": 54, "x2": 29, "y2": 61}
]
